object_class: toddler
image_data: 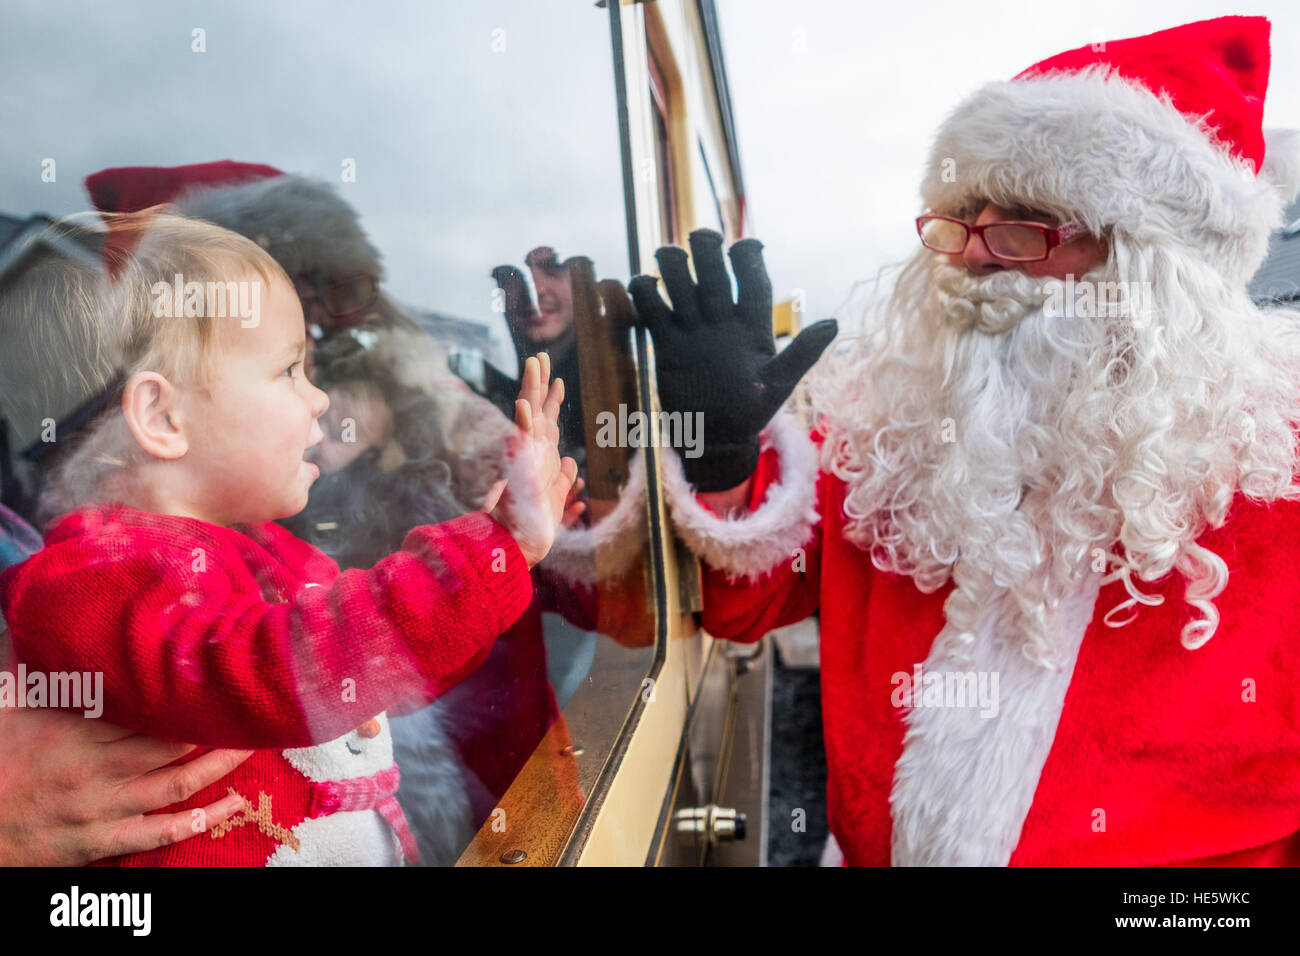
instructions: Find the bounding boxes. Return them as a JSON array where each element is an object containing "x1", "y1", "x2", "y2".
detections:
[{"x1": 0, "y1": 211, "x2": 577, "y2": 865}]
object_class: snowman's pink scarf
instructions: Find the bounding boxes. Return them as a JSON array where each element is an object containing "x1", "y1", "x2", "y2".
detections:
[{"x1": 307, "y1": 762, "x2": 420, "y2": 864}]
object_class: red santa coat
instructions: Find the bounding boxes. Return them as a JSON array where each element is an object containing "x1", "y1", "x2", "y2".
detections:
[
  {"x1": 665, "y1": 416, "x2": 1300, "y2": 866},
  {"x1": 0, "y1": 503, "x2": 534, "y2": 865}
]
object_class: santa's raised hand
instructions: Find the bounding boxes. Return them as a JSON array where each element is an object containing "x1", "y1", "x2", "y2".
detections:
[{"x1": 628, "y1": 229, "x2": 837, "y2": 493}]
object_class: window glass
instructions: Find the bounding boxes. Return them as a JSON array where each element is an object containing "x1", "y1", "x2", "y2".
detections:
[{"x1": 0, "y1": 0, "x2": 655, "y2": 866}]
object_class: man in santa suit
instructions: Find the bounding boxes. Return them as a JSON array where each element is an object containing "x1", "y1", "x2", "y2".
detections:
[{"x1": 632, "y1": 16, "x2": 1300, "y2": 865}]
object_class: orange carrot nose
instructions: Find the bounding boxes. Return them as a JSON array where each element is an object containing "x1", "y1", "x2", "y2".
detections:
[{"x1": 356, "y1": 718, "x2": 381, "y2": 738}]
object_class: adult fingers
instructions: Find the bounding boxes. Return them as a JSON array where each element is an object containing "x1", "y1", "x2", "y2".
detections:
[
  {"x1": 689, "y1": 229, "x2": 732, "y2": 320},
  {"x1": 628, "y1": 274, "x2": 672, "y2": 337},
  {"x1": 654, "y1": 245, "x2": 699, "y2": 323},
  {"x1": 121, "y1": 747, "x2": 254, "y2": 816},
  {"x1": 729, "y1": 238, "x2": 773, "y2": 317},
  {"x1": 598, "y1": 279, "x2": 637, "y2": 337},
  {"x1": 491, "y1": 265, "x2": 536, "y2": 324},
  {"x1": 100, "y1": 733, "x2": 198, "y2": 782},
  {"x1": 102, "y1": 789, "x2": 247, "y2": 861},
  {"x1": 81, "y1": 716, "x2": 145, "y2": 745},
  {"x1": 757, "y1": 318, "x2": 839, "y2": 420}
]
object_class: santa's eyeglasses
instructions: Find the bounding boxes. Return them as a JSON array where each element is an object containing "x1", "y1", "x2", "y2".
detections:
[
  {"x1": 296, "y1": 273, "x2": 379, "y2": 334},
  {"x1": 916, "y1": 215, "x2": 1089, "y2": 262}
]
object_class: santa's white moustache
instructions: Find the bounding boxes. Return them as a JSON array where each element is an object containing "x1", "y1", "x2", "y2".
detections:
[{"x1": 811, "y1": 240, "x2": 1300, "y2": 667}]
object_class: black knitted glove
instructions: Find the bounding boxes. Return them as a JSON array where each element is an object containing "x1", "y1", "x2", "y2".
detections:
[{"x1": 628, "y1": 230, "x2": 837, "y2": 492}]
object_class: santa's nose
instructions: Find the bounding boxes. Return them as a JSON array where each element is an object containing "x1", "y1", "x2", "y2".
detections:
[
  {"x1": 961, "y1": 230, "x2": 1006, "y2": 275},
  {"x1": 356, "y1": 718, "x2": 381, "y2": 738}
]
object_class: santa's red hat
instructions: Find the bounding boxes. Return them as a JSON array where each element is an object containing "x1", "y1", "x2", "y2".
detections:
[
  {"x1": 920, "y1": 16, "x2": 1300, "y2": 284},
  {"x1": 84, "y1": 160, "x2": 384, "y2": 281}
]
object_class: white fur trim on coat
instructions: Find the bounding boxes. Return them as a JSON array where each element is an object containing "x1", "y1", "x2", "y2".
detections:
[
  {"x1": 921, "y1": 68, "x2": 1297, "y2": 285},
  {"x1": 890, "y1": 567, "x2": 1103, "y2": 866},
  {"x1": 540, "y1": 451, "x2": 648, "y2": 586},
  {"x1": 661, "y1": 413, "x2": 820, "y2": 581}
]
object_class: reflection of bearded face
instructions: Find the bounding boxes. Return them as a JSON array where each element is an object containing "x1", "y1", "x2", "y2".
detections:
[
  {"x1": 812, "y1": 242, "x2": 1300, "y2": 666},
  {"x1": 309, "y1": 382, "x2": 394, "y2": 474}
]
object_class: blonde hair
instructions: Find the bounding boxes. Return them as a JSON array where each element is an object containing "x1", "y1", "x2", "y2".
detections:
[{"x1": 0, "y1": 209, "x2": 287, "y2": 522}]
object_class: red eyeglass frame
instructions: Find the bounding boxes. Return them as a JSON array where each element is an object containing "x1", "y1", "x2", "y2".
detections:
[{"x1": 915, "y1": 214, "x2": 1090, "y2": 262}]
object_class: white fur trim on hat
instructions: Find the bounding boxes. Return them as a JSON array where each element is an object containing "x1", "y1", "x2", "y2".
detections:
[
  {"x1": 541, "y1": 451, "x2": 648, "y2": 586},
  {"x1": 661, "y1": 412, "x2": 820, "y2": 581},
  {"x1": 921, "y1": 67, "x2": 1294, "y2": 285},
  {"x1": 174, "y1": 173, "x2": 384, "y2": 280}
]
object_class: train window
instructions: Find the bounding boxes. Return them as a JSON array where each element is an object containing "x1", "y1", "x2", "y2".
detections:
[
  {"x1": 0, "y1": 0, "x2": 657, "y2": 866},
  {"x1": 648, "y1": 45, "x2": 680, "y2": 244},
  {"x1": 693, "y1": 140, "x2": 726, "y2": 235}
]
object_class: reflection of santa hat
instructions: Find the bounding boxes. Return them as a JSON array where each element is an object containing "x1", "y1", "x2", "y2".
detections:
[
  {"x1": 920, "y1": 16, "x2": 1300, "y2": 284},
  {"x1": 85, "y1": 160, "x2": 384, "y2": 281}
]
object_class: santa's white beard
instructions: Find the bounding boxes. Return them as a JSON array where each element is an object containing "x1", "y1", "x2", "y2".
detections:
[{"x1": 812, "y1": 246, "x2": 1300, "y2": 666}]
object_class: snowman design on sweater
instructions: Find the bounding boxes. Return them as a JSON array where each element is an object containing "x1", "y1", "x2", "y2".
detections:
[{"x1": 257, "y1": 711, "x2": 412, "y2": 866}]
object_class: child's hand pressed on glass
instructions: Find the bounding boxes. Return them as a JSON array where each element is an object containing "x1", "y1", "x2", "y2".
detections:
[{"x1": 482, "y1": 353, "x2": 580, "y2": 567}]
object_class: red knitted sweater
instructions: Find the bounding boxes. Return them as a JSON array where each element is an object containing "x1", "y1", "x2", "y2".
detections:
[{"x1": 0, "y1": 502, "x2": 534, "y2": 865}]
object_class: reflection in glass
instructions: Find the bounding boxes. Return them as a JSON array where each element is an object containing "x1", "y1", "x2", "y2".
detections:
[{"x1": 0, "y1": 0, "x2": 656, "y2": 867}]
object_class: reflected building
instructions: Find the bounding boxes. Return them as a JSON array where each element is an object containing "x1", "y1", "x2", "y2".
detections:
[{"x1": 1250, "y1": 198, "x2": 1300, "y2": 306}]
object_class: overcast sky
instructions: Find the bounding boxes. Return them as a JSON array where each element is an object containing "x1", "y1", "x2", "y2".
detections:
[
  {"x1": 716, "y1": 2, "x2": 1300, "y2": 323},
  {"x1": 0, "y1": 0, "x2": 627, "y2": 369}
]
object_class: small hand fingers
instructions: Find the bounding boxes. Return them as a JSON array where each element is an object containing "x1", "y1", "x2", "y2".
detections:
[
  {"x1": 560, "y1": 456, "x2": 579, "y2": 487},
  {"x1": 551, "y1": 458, "x2": 580, "y2": 520},
  {"x1": 542, "y1": 376, "x2": 564, "y2": 425},
  {"x1": 520, "y1": 355, "x2": 542, "y2": 412},
  {"x1": 481, "y1": 478, "x2": 508, "y2": 514},
  {"x1": 515, "y1": 398, "x2": 534, "y2": 434}
]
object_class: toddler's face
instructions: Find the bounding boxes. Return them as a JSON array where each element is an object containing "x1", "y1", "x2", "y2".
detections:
[{"x1": 179, "y1": 273, "x2": 329, "y2": 524}]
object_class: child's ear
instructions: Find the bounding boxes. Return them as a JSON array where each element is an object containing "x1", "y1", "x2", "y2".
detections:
[{"x1": 121, "y1": 371, "x2": 188, "y2": 460}]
